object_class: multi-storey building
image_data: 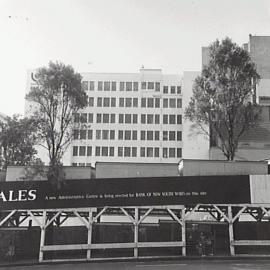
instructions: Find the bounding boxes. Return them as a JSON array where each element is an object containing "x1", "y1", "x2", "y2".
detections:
[{"x1": 26, "y1": 68, "x2": 188, "y2": 166}]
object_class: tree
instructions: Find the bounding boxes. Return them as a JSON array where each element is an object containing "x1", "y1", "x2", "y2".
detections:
[
  {"x1": 185, "y1": 38, "x2": 261, "y2": 160},
  {"x1": 0, "y1": 115, "x2": 39, "y2": 170},
  {"x1": 25, "y1": 61, "x2": 87, "y2": 185}
]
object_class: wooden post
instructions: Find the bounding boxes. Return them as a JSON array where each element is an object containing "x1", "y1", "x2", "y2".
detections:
[
  {"x1": 228, "y1": 206, "x2": 235, "y2": 256},
  {"x1": 87, "y1": 209, "x2": 93, "y2": 260},
  {"x1": 181, "y1": 207, "x2": 186, "y2": 256},
  {"x1": 134, "y1": 208, "x2": 139, "y2": 258},
  {"x1": 39, "y1": 210, "x2": 46, "y2": 262}
]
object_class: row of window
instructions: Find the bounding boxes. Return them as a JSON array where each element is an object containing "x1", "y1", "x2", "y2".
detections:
[
  {"x1": 82, "y1": 80, "x2": 181, "y2": 93},
  {"x1": 73, "y1": 129, "x2": 182, "y2": 141},
  {"x1": 72, "y1": 146, "x2": 182, "y2": 158},
  {"x1": 74, "y1": 113, "x2": 182, "y2": 125},
  {"x1": 88, "y1": 97, "x2": 182, "y2": 108}
]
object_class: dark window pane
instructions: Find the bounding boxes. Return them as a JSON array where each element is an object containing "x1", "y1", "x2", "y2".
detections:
[
  {"x1": 89, "y1": 81, "x2": 95, "y2": 91},
  {"x1": 171, "y1": 86, "x2": 176, "y2": 94},
  {"x1": 141, "y1": 82, "x2": 146, "y2": 90},
  {"x1": 141, "y1": 98, "x2": 146, "y2": 108},
  {"x1": 141, "y1": 114, "x2": 146, "y2": 124},
  {"x1": 148, "y1": 82, "x2": 154, "y2": 89},
  {"x1": 163, "y1": 98, "x2": 168, "y2": 108},
  {"x1": 87, "y1": 146, "x2": 92, "y2": 156},
  {"x1": 104, "y1": 81, "x2": 110, "y2": 91},
  {"x1": 163, "y1": 86, "x2": 168, "y2": 94},
  {"x1": 88, "y1": 113, "x2": 93, "y2": 123},
  {"x1": 120, "y1": 81, "x2": 125, "y2": 91},
  {"x1": 126, "y1": 82, "x2": 132, "y2": 91},
  {"x1": 111, "y1": 81, "x2": 116, "y2": 91},
  {"x1": 73, "y1": 146, "x2": 78, "y2": 156},
  {"x1": 133, "y1": 82, "x2": 138, "y2": 91},
  {"x1": 155, "y1": 82, "x2": 160, "y2": 92},
  {"x1": 79, "y1": 146, "x2": 86, "y2": 156},
  {"x1": 98, "y1": 81, "x2": 103, "y2": 91}
]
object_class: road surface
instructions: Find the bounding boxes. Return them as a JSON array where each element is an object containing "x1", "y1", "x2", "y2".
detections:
[{"x1": 2, "y1": 260, "x2": 270, "y2": 270}]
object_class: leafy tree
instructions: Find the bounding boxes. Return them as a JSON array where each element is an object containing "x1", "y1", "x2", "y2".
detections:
[
  {"x1": 0, "y1": 115, "x2": 39, "y2": 170},
  {"x1": 185, "y1": 38, "x2": 261, "y2": 160},
  {"x1": 25, "y1": 61, "x2": 87, "y2": 185}
]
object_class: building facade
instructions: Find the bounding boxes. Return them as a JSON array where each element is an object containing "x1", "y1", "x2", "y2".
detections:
[{"x1": 26, "y1": 68, "x2": 192, "y2": 166}]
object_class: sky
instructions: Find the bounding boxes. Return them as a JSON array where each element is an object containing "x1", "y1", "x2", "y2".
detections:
[{"x1": 0, "y1": 0, "x2": 270, "y2": 116}]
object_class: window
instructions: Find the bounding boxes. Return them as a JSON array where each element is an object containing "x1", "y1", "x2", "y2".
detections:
[
  {"x1": 141, "y1": 130, "x2": 146, "y2": 140},
  {"x1": 72, "y1": 163, "x2": 77, "y2": 166},
  {"x1": 88, "y1": 113, "x2": 93, "y2": 123},
  {"x1": 147, "y1": 114, "x2": 153, "y2": 124},
  {"x1": 87, "y1": 146, "x2": 92, "y2": 156},
  {"x1": 141, "y1": 114, "x2": 146, "y2": 124},
  {"x1": 132, "y1": 147, "x2": 137, "y2": 157},
  {"x1": 110, "y1": 114, "x2": 115, "y2": 123},
  {"x1": 177, "y1": 98, "x2": 182, "y2": 108},
  {"x1": 155, "y1": 131, "x2": 159, "y2": 140},
  {"x1": 98, "y1": 81, "x2": 103, "y2": 91},
  {"x1": 104, "y1": 81, "x2": 110, "y2": 91},
  {"x1": 155, "y1": 98, "x2": 160, "y2": 108},
  {"x1": 109, "y1": 147, "x2": 114, "y2": 156},
  {"x1": 141, "y1": 82, "x2": 146, "y2": 90},
  {"x1": 141, "y1": 98, "x2": 146, "y2": 108},
  {"x1": 112, "y1": 81, "x2": 116, "y2": 91},
  {"x1": 170, "y1": 86, "x2": 176, "y2": 94},
  {"x1": 147, "y1": 98, "x2": 154, "y2": 108},
  {"x1": 126, "y1": 82, "x2": 132, "y2": 91},
  {"x1": 110, "y1": 130, "x2": 115, "y2": 140},
  {"x1": 177, "y1": 115, "x2": 182, "y2": 124},
  {"x1": 80, "y1": 113, "x2": 87, "y2": 123},
  {"x1": 96, "y1": 130, "x2": 101, "y2": 140},
  {"x1": 102, "y1": 147, "x2": 108, "y2": 156},
  {"x1": 155, "y1": 82, "x2": 160, "y2": 92},
  {"x1": 154, "y1": 148, "x2": 159, "y2": 157},
  {"x1": 118, "y1": 147, "x2": 123, "y2": 157},
  {"x1": 119, "y1": 114, "x2": 124, "y2": 123},
  {"x1": 147, "y1": 147, "x2": 153, "y2": 157},
  {"x1": 163, "y1": 131, "x2": 168, "y2": 141},
  {"x1": 103, "y1": 97, "x2": 110, "y2": 107},
  {"x1": 73, "y1": 146, "x2": 78, "y2": 156},
  {"x1": 169, "y1": 131, "x2": 175, "y2": 141},
  {"x1": 133, "y1": 98, "x2": 138, "y2": 107},
  {"x1": 177, "y1": 131, "x2": 182, "y2": 141},
  {"x1": 163, "y1": 148, "x2": 168, "y2": 158},
  {"x1": 177, "y1": 148, "x2": 182, "y2": 158},
  {"x1": 95, "y1": 146, "x2": 101, "y2": 156},
  {"x1": 132, "y1": 130, "x2": 137, "y2": 140},
  {"x1": 148, "y1": 82, "x2": 154, "y2": 90},
  {"x1": 118, "y1": 130, "x2": 124, "y2": 140},
  {"x1": 163, "y1": 98, "x2": 168, "y2": 108},
  {"x1": 120, "y1": 81, "x2": 125, "y2": 91},
  {"x1": 124, "y1": 147, "x2": 131, "y2": 157},
  {"x1": 125, "y1": 114, "x2": 131, "y2": 124},
  {"x1": 88, "y1": 130, "x2": 93, "y2": 140},
  {"x1": 126, "y1": 98, "x2": 132, "y2": 107},
  {"x1": 97, "y1": 97, "x2": 102, "y2": 107},
  {"x1": 111, "y1": 97, "x2": 116, "y2": 107},
  {"x1": 103, "y1": 114, "x2": 109, "y2": 123},
  {"x1": 177, "y1": 86, "x2": 181, "y2": 94},
  {"x1": 169, "y1": 148, "x2": 175, "y2": 158},
  {"x1": 133, "y1": 114, "x2": 138, "y2": 124},
  {"x1": 140, "y1": 147, "x2": 145, "y2": 157},
  {"x1": 97, "y1": 114, "x2": 102, "y2": 123},
  {"x1": 163, "y1": 115, "x2": 168, "y2": 124},
  {"x1": 169, "y1": 115, "x2": 176, "y2": 124},
  {"x1": 133, "y1": 82, "x2": 138, "y2": 91},
  {"x1": 88, "y1": 97, "x2": 94, "y2": 107},
  {"x1": 125, "y1": 130, "x2": 131, "y2": 140},
  {"x1": 74, "y1": 113, "x2": 80, "y2": 123},
  {"x1": 73, "y1": 129, "x2": 79, "y2": 140},
  {"x1": 147, "y1": 131, "x2": 153, "y2": 140},
  {"x1": 155, "y1": 115, "x2": 160, "y2": 124},
  {"x1": 79, "y1": 146, "x2": 86, "y2": 156},
  {"x1": 102, "y1": 130, "x2": 109, "y2": 140},
  {"x1": 163, "y1": 86, "x2": 168, "y2": 94},
  {"x1": 89, "y1": 81, "x2": 95, "y2": 91},
  {"x1": 82, "y1": 81, "x2": 88, "y2": 91},
  {"x1": 119, "y1": 98, "x2": 124, "y2": 107},
  {"x1": 80, "y1": 130, "x2": 86, "y2": 140},
  {"x1": 169, "y1": 98, "x2": 176, "y2": 108}
]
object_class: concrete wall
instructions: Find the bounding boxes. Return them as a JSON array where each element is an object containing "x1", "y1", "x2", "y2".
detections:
[
  {"x1": 250, "y1": 175, "x2": 270, "y2": 204},
  {"x1": 95, "y1": 162, "x2": 179, "y2": 178},
  {"x1": 182, "y1": 71, "x2": 209, "y2": 160},
  {"x1": 6, "y1": 166, "x2": 95, "y2": 181},
  {"x1": 179, "y1": 159, "x2": 268, "y2": 176}
]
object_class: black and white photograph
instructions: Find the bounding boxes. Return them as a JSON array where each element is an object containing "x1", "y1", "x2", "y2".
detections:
[{"x1": 1, "y1": 0, "x2": 270, "y2": 269}]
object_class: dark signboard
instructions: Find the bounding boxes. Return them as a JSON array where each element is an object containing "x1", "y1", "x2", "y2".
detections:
[{"x1": 0, "y1": 175, "x2": 251, "y2": 210}]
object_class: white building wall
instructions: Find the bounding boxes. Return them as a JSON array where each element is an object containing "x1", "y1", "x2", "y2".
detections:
[{"x1": 182, "y1": 71, "x2": 209, "y2": 160}]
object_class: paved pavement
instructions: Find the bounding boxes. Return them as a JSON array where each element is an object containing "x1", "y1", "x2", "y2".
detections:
[{"x1": 2, "y1": 260, "x2": 270, "y2": 270}]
